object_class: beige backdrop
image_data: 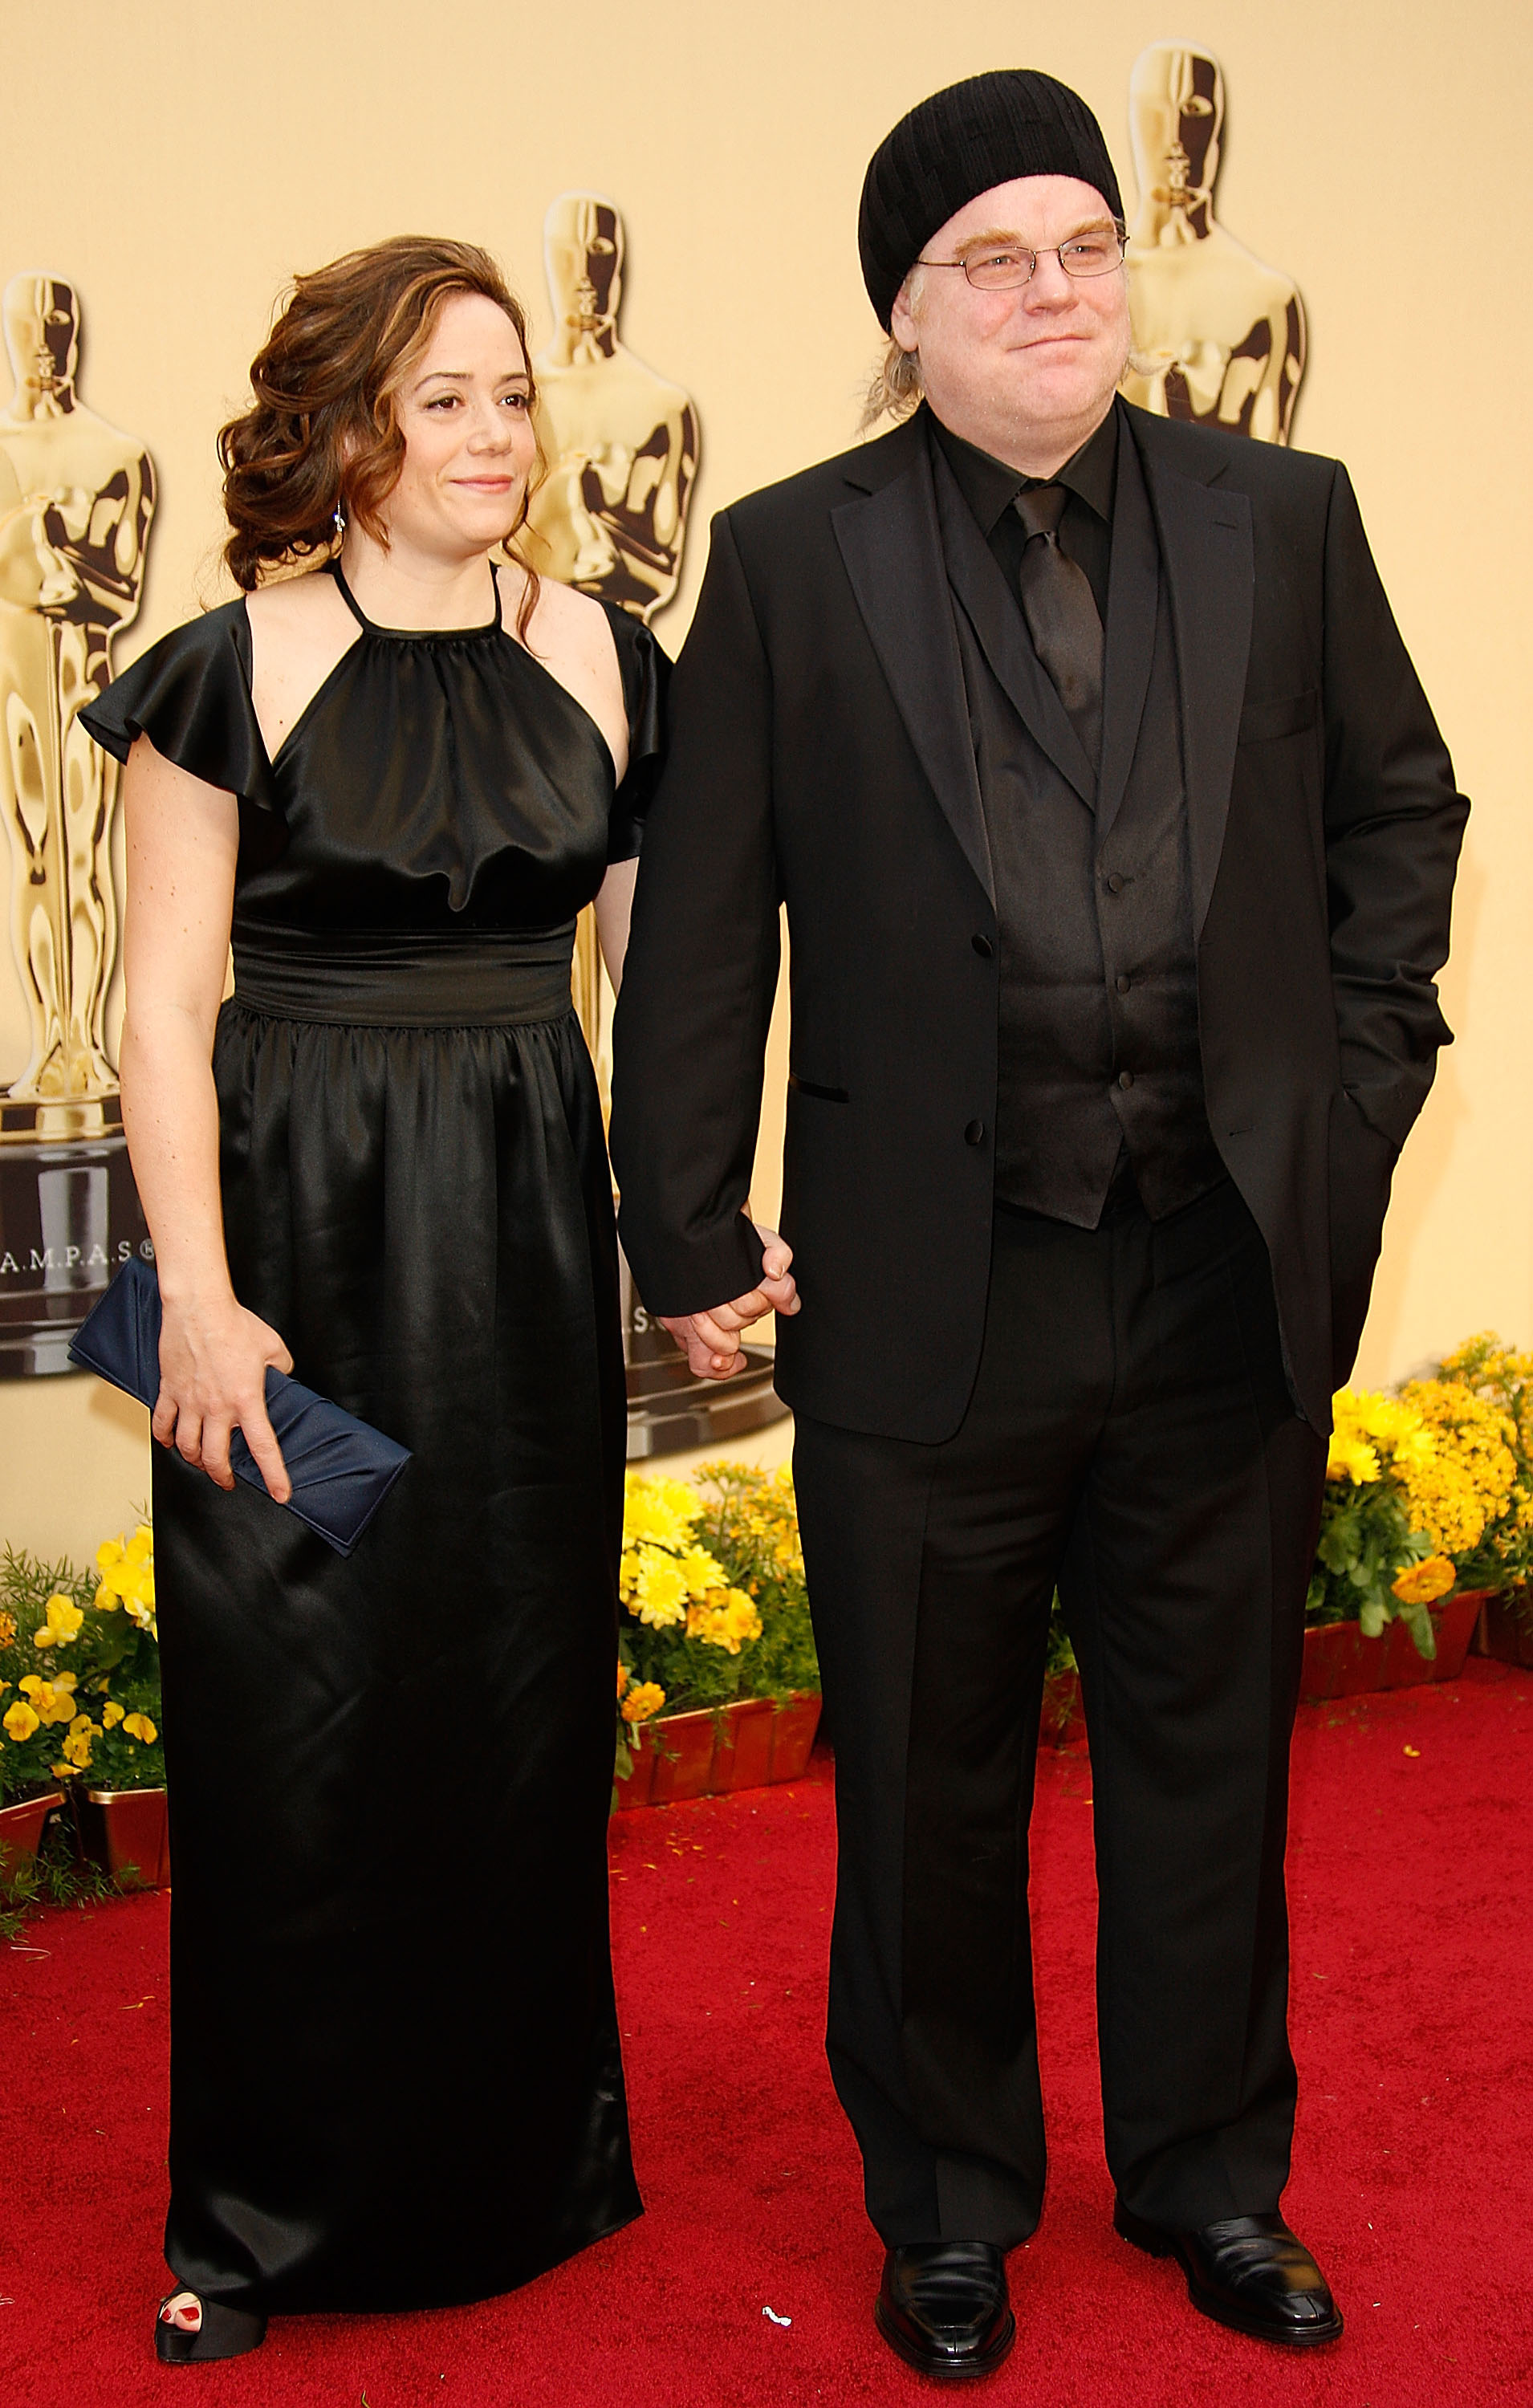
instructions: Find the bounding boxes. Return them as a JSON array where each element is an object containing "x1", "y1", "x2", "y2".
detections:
[{"x1": 2, "y1": 0, "x2": 1528, "y2": 1560}]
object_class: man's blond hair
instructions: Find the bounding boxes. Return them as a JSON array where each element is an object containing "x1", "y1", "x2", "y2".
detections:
[{"x1": 860, "y1": 266, "x2": 927, "y2": 430}]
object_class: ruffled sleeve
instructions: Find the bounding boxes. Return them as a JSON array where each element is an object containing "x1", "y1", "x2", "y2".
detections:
[
  {"x1": 601, "y1": 604, "x2": 669, "y2": 864},
  {"x1": 79, "y1": 600, "x2": 281, "y2": 816}
]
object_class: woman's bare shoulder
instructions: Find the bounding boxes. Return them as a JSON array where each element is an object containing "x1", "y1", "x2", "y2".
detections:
[
  {"x1": 510, "y1": 565, "x2": 612, "y2": 657},
  {"x1": 244, "y1": 568, "x2": 358, "y2": 757},
  {"x1": 244, "y1": 567, "x2": 351, "y2": 641}
]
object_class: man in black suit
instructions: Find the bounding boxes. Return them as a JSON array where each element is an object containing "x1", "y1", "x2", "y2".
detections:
[{"x1": 611, "y1": 70, "x2": 1466, "y2": 2381}]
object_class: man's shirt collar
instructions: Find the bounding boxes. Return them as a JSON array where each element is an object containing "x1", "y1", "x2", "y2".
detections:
[{"x1": 929, "y1": 400, "x2": 1119, "y2": 535}]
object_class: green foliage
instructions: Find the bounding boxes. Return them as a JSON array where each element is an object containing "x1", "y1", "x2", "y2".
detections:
[
  {"x1": 1045, "y1": 1592, "x2": 1076, "y2": 1682},
  {"x1": 1307, "y1": 1484, "x2": 1435, "y2": 1657},
  {"x1": 689, "y1": 1462, "x2": 821, "y2": 1702}
]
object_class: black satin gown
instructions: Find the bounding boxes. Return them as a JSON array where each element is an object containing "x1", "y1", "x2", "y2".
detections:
[{"x1": 81, "y1": 563, "x2": 656, "y2": 2315}]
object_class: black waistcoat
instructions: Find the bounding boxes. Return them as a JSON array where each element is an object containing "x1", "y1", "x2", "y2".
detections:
[{"x1": 933, "y1": 425, "x2": 1226, "y2": 1226}]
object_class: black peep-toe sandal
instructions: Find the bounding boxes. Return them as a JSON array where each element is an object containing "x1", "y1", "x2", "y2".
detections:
[{"x1": 154, "y1": 2290, "x2": 267, "y2": 2364}]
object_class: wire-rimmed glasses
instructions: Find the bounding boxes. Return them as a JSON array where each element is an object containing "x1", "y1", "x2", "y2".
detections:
[{"x1": 916, "y1": 227, "x2": 1128, "y2": 289}]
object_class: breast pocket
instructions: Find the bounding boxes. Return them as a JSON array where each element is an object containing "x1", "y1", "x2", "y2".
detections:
[{"x1": 1237, "y1": 689, "x2": 1320, "y2": 745}]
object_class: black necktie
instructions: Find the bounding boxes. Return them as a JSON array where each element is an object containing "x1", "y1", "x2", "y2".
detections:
[{"x1": 1013, "y1": 485, "x2": 1104, "y2": 768}]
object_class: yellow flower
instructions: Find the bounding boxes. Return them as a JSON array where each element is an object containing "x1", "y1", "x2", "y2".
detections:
[
  {"x1": 620, "y1": 1680, "x2": 665, "y2": 1726},
  {"x1": 0, "y1": 1609, "x2": 16, "y2": 1648},
  {"x1": 101, "y1": 1700, "x2": 125, "y2": 1728},
  {"x1": 3, "y1": 1699, "x2": 40, "y2": 1743},
  {"x1": 122, "y1": 1712, "x2": 158, "y2": 1745},
  {"x1": 685, "y1": 1586, "x2": 764, "y2": 1654},
  {"x1": 628, "y1": 1550, "x2": 688, "y2": 1629},
  {"x1": 1392, "y1": 1555, "x2": 1456, "y2": 1606},
  {"x1": 32, "y1": 1593, "x2": 84, "y2": 1650},
  {"x1": 18, "y1": 1671, "x2": 78, "y2": 1725},
  {"x1": 616, "y1": 1664, "x2": 628, "y2": 1701},
  {"x1": 677, "y1": 1544, "x2": 729, "y2": 1600},
  {"x1": 96, "y1": 1525, "x2": 156, "y2": 1630},
  {"x1": 1394, "y1": 1380, "x2": 1519, "y2": 1556},
  {"x1": 58, "y1": 1723, "x2": 96, "y2": 1771},
  {"x1": 1328, "y1": 1388, "x2": 1446, "y2": 1492},
  {"x1": 1326, "y1": 1430, "x2": 1381, "y2": 1486},
  {"x1": 621, "y1": 1475, "x2": 701, "y2": 1551},
  {"x1": 1354, "y1": 1393, "x2": 1422, "y2": 1446}
]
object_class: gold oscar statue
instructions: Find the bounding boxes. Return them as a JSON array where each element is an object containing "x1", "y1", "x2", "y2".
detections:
[
  {"x1": 1120, "y1": 43, "x2": 1307, "y2": 444},
  {"x1": 0, "y1": 274, "x2": 156, "y2": 1373},
  {"x1": 523, "y1": 198, "x2": 775, "y2": 1454},
  {"x1": 527, "y1": 193, "x2": 699, "y2": 627},
  {"x1": 527, "y1": 193, "x2": 699, "y2": 1060}
]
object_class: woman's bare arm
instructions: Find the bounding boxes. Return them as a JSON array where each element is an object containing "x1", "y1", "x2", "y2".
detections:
[
  {"x1": 120, "y1": 734, "x2": 293, "y2": 1499},
  {"x1": 594, "y1": 857, "x2": 638, "y2": 991}
]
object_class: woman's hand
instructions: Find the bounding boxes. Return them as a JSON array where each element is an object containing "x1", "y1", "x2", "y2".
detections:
[
  {"x1": 152, "y1": 1295, "x2": 295, "y2": 1501},
  {"x1": 658, "y1": 1224, "x2": 799, "y2": 1381}
]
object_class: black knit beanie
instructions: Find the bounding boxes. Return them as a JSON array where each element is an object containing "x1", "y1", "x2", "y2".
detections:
[{"x1": 859, "y1": 70, "x2": 1124, "y2": 329}]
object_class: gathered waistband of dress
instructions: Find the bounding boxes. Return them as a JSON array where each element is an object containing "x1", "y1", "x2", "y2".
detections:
[{"x1": 230, "y1": 921, "x2": 576, "y2": 1028}]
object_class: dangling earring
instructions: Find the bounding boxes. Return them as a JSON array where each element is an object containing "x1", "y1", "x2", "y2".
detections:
[{"x1": 332, "y1": 502, "x2": 347, "y2": 537}]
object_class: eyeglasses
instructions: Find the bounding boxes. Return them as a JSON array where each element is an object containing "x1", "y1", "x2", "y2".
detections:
[{"x1": 916, "y1": 229, "x2": 1128, "y2": 290}]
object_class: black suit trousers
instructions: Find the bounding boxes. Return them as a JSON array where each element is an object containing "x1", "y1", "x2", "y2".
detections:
[{"x1": 791, "y1": 1178, "x2": 1326, "y2": 2247}]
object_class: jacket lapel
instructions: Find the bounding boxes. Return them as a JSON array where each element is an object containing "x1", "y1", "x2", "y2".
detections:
[
  {"x1": 832, "y1": 420, "x2": 994, "y2": 905},
  {"x1": 1132, "y1": 409, "x2": 1254, "y2": 937},
  {"x1": 928, "y1": 441, "x2": 1097, "y2": 810},
  {"x1": 1096, "y1": 413, "x2": 1157, "y2": 844}
]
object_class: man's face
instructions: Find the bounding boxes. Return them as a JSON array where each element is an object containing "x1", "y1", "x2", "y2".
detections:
[{"x1": 890, "y1": 177, "x2": 1130, "y2": 454}]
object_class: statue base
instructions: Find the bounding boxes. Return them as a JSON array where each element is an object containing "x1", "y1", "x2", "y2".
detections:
[
  {"x1": 620, "y1": 1245, "x2": 789, "y2": 1462},
  {"x1": 0, "y1": 1126, "x2": 150, "y2": 1379}
]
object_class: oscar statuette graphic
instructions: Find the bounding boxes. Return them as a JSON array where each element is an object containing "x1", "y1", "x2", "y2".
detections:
[
  {"x1": 1120, "y1": 43, "x2": 1307, "y2": 443},
  {"x1": 0, "y1": 274, "x2": 155, "y2": 1375},
  {"x1": 529, "y1": 193, "x2": 702, "y2": 1071},
  {"x1": 527, "y1": 193, "x2": 779, "y2": 1455},
  {"x1": 527, "y1": 193, "x2": 699, "y2": 626}
]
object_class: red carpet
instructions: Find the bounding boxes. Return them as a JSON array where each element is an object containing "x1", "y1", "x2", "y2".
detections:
[{"x1": 3, "y1": 1662, "x2": 1530, "y2": 2407}]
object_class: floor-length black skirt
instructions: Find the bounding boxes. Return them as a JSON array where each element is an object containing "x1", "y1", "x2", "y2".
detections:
[{"x1": 154, "y1": 980, "x2": 640, "y2": 2315}]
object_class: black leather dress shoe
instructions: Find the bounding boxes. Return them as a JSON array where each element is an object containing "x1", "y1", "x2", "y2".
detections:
[
  {"x1": 874, "y1": 2242, "x2": 1015, "y2": 2380},
  {"x1": 1114, "y1": 2199, "x2": 1343, "y2": 2346}
]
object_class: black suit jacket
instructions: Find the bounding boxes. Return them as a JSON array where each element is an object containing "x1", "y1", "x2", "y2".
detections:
[{"x1": 611, "y1": 403, "x2": 1467, "y2": 1441}]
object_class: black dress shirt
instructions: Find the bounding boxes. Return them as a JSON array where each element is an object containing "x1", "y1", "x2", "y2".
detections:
[
  {"x1": 929, "y1": 405, "x2": 1117, "y2": 621},
  {"x1": 928, "y1": 398, "x2": 1229, "y2": 1227}
]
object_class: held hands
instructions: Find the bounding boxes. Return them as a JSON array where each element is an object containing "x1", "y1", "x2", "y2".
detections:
[
  {"x1": 658, "y1": 1226, "x2": 800, "y2": 1382},
  {"x1": 152, "y1": 1294, "x2": 295, "y2": 1502}
]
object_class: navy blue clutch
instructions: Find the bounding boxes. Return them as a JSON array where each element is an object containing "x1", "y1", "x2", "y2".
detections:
[{"x1": 67, "y1": 1258, "x2": 410, "y2": 1557}]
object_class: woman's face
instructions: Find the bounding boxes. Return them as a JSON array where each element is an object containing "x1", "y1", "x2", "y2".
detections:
[{"x1": 384, "y1": 290, "x2": 538, "y2": 560}]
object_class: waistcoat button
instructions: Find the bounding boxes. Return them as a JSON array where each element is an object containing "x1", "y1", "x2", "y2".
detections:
[
  {"x1": 965, "y1": 1119, "x2": 986, "y2": 1146},
  {"x1": 1116, "y1": 974, "x2": 1132, "y2": 995},
  {"x1": 1118, "y1": 1070, "x2": 1134, "y2": 1089},
  {"x1": 972, "y1": 933, "x2": 994, "y2": 958},
  {"x1": 1105, "y1": 872, "x2": 1125, "y2": 895}
]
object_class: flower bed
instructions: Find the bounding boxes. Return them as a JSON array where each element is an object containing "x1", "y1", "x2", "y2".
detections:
[
  {"x1": 616, "y1": 1463, "x2": 820, "y2": 1803},
  {"x1": 1307, "y1": 1335, "x2": 1533, "y2": 1689},
  {"x1": 0, "y1": 1789, "x2": 63, "y2": 1898},
  {"x1": 0, "y1": 1529, "x2": 167, "y2": 1914},
  {"x1": 1300, "y1": 1588, "x2": 1489, "y2": 1702},
  {"x1": 1, "y1": 1528, "x2": 163, "y2": 1805},
  {"x1": 614, "y1": 1692, "x2": 822, "y2": 1809}
]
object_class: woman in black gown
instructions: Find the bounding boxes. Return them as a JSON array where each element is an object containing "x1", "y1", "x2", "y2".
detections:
[{"x1": 83, "y1": 237, "x2": 792, "y2": 2363}]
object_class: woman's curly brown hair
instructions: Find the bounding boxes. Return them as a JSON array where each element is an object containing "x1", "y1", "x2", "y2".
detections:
[{"x1": 219, "y1": 236, "x2": 540, "y2": 634}]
